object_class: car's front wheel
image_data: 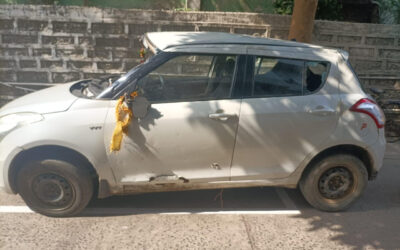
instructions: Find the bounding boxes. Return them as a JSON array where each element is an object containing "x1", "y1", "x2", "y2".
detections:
[
  {"x1": 300, "y1": 154, "x2": 368, "y2": 211},
  {"x1": 16, "y1": 159, "x2": 93, "y2": 217}
]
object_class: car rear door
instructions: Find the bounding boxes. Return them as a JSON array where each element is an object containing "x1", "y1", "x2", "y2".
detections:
[{"x1": 231, "y1": 48, "x2": 340, "y2": 180}]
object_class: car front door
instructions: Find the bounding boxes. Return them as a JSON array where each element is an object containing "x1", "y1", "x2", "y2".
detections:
[
  {"x1": 231, "y1": 52, "x2": 340, "y2": 180},
  {"x1": 104, "y1": 53, "x2": 242, "y2": 184}
]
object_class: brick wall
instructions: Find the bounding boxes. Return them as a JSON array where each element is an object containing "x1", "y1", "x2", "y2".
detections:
[{"x1": 0, "y1": 4, "x2": 399, "y2": 138}]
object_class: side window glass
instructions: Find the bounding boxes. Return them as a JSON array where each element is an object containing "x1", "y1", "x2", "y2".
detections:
[
  {"x1": 253, "y1": 57, "x2": 303, "y2": 97},
  {"x1": 304, "y1": 61, "x2": 329, "y2": 94},
  {"x1": 137, "y1": 54, "x2": 237, "y2": 102}
]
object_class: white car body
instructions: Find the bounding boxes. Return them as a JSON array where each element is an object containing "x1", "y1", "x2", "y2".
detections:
[{"x1": 0, "y1": 32, "x2": 386, "y2": 215}]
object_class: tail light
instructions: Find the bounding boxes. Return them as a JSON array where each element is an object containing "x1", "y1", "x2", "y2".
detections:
[{"x1": 350, "y1": 98, "x2": 385, "y2": 129}]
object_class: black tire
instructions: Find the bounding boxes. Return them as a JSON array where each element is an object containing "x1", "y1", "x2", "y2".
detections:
[
  {"x1": 16, "y1": 159, "x2": 93, "y2": 217},
  {"x1": 299, "y1": 154, "x2": 368, "y2": 212}
]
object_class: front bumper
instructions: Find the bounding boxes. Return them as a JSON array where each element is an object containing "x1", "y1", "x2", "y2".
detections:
[
  {"x1": 0, "y1": 159, "x2": 12, "y2": 194},
  {"x1": 0, "y1": 144, "x2": 23, "y2": 194}
]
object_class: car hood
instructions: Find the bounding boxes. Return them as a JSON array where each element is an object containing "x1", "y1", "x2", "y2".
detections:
[{"x1": 0, "y1": 82, "x2": 78, "y2": 117}]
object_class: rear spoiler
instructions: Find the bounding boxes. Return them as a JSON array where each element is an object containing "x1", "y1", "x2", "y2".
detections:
[
  {"x1": 338, "y1": 49, "x2": 349, "y2": 61},
  {"x1": 142, "y1": 33, "x2": 161, "y2": 54}
]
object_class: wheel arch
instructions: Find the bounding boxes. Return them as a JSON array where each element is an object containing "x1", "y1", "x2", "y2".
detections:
[
  {"x1": 301, "y1": 144, "x2": 374, "y2": 181},
  {"x1": 8, "y1": 145, "x2": 99, "y2": 194}
]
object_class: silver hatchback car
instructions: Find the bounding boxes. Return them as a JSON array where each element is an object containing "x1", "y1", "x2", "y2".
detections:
[{"x1": 0, "y1": 32, "x2": 386, "y2": 217}]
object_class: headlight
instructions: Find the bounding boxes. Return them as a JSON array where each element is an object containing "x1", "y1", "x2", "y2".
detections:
[{"x1": 0, "y1": 112, "x2": 44, "y2": 139}]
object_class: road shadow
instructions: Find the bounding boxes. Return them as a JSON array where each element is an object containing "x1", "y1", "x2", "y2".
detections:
[
  {"x1": 287, "y1": 157, "x2": 400, "y2": 249},
  {"x1": 84, "y1": 186, "x2": 289, "y2": 216},
  {"x1": 81, "y1": 156, "x2": 400, "y2": 249}
]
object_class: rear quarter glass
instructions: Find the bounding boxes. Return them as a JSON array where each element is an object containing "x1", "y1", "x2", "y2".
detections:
[{"x1": 346, "y1": 60, "x2": 368, "y2": 94}]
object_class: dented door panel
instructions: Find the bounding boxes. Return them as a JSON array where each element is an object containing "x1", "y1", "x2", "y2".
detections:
[{"x1": 104, "y1": 99, "x2": 241, "y2": 184}]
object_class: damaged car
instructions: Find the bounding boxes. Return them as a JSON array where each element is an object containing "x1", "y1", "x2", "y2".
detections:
[{"x1": 0, "y1": 32, "x2": 386, "y2": 216}]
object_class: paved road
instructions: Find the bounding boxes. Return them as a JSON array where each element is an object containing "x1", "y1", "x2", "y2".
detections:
[{"x1": 0, "y1": 144, "x2": 399, "y2": 249}]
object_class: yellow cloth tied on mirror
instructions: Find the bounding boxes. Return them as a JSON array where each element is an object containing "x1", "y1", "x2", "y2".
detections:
[{"x1": 110, "y1": 92, "x2": 137, "y2": 152}]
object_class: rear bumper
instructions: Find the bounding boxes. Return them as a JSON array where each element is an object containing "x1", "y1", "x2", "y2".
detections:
[
  {"x1": 369, "y1": 169, "x2": 379, "y2": 180},
  {"x1": 366, "y1": 128, "x2": 386, "y2": 180}
]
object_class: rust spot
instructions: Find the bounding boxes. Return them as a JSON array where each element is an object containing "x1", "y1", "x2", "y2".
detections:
[{"x1": 361, "y1": 123, "x2": 367, "y2": 130}]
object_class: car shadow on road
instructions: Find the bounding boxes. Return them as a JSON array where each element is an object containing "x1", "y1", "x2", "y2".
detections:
[
  {"x1": 84, "y1": 186, "x2": 291, "y2": 216},
  {"x1": 82, "y1": 157, "x2": 400, "y2": 249},
  {"x1": 290, "y1": 157, "x2": 400, "y2": 249}
]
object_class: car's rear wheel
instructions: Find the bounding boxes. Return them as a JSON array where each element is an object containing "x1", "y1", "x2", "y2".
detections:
[
  {"x1": 16, "y1": 159, "x2": 93, "y2": 217},
  {"x1": 300, "y1": 154, "x2": 368, "y2": 211}
]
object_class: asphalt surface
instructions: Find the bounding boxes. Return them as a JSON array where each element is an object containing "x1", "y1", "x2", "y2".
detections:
[{"x1": 0, "y1": 143, "x2": 399, "y2": 249}]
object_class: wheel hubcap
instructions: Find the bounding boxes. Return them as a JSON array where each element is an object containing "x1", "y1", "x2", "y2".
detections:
[
  {"x1": 32, "y1": 173, "x2": 74, "y2": 207},
  {"x1": 318, "y1": 167, "x2": 354, "y2": 199}
]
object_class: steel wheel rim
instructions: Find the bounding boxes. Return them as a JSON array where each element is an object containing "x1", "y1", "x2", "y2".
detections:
[
  {"x1": 32, "y1": 173, "x2": 75, "y2": 208},
  {"x1": 318, "y1": 167, "x2": 354, "y2": 199}
]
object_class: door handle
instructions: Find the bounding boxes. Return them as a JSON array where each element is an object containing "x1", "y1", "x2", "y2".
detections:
[
  {"x1": 209, "y1": 113, "x2": 236, "y2": 121},
  {"x1": 308, "y1": 105, "x2": 335, "y2": 116}
]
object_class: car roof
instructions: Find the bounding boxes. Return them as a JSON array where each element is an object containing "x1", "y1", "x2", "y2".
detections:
[{"x1": 144, "y1": 32, "x2": 330, "y2": 52}]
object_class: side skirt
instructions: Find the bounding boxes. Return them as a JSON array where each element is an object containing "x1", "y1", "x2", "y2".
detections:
[{"x1": 119, "y1": 179, "x2": 298, "y2": 196}]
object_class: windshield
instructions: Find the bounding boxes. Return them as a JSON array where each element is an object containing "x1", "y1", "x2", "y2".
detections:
[{"x1": 96, "y1": 49, "x2": 156, "y2": 99}]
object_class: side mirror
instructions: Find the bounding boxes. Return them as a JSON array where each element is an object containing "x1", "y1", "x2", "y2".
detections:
[{"x1": 128, "y1": 96, "x2": 150, "y2": 119}]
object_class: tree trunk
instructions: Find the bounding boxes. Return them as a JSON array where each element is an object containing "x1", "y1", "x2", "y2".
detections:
[{"x1": 288, "y1": 0, "x2": 318, "y2": 43}]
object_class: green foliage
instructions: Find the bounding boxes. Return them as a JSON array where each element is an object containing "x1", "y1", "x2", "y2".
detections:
[
  {"x1": 86, "y1": 0, "x2": 185, "y2": 9},
  {"x1": 0, "y1": 0, "x2": 57, "y2": 3},
  {"x1": 0, "y1": 0, "x2": 275, "y2": 13},
  {"x1": 272, "y1": 0, "x2": 293, "y2": 15},
  {"x1": 273, "y1": 0, "x2": 343, "y2": 21},
  {"x1": 198, "y1": 0, "x2": 274, "y2": 13},
  {"x1": 0, "y1": 0, "x2": 186, "y2": 9},
  {"x1": 375, "y1": 0, "x2": 400, "y2": 24},
  {"x1": 316, "y1": 0, "x2": 343, "y2": 21}
]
